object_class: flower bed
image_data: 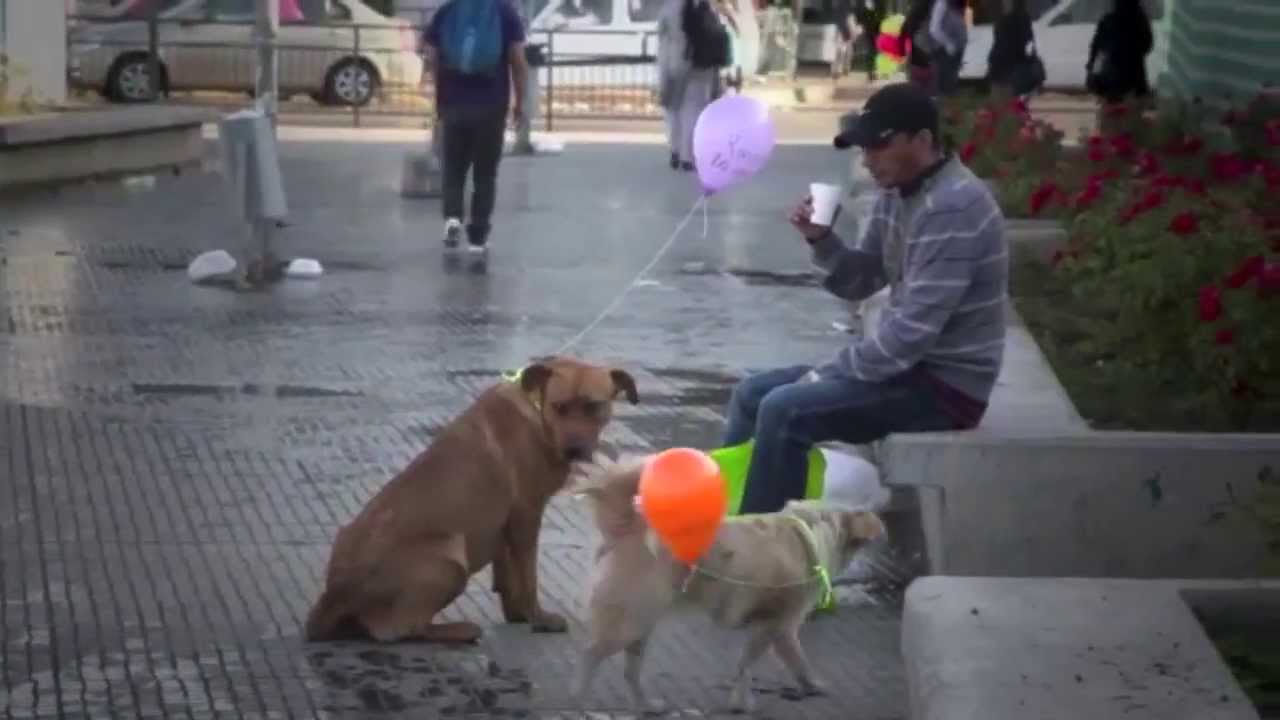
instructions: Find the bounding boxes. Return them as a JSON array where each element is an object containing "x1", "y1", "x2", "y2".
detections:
[{"x1": 949, "y1": 91, "x2": 1280, "y2": 432}]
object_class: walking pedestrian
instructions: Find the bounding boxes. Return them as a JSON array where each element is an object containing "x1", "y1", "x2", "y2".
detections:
[
  {"x1": 658, "y1": 0, "x2": 730, "y2": 171},
  {"x1": 424, "y1": 0, "x2": 529, "y2": 252}
]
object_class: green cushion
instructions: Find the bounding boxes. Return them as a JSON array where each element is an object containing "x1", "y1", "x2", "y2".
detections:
[{"x1": 709, "y1": 440, "x2": 827, "y2": 516}]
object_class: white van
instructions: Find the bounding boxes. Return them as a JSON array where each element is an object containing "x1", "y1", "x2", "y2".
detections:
[{"x1": 68, "y1": 0, "x2": 424, "y2": 106}]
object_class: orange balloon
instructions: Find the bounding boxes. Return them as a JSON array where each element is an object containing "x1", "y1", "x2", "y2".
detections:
[{"x1": 638, "y1": 448, "x2": 728, "y2": 564}]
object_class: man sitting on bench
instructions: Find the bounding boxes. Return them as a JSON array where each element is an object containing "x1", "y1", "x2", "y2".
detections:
[{"x1": 722, "y1": 83, "x2": 1009, "y2": 514}]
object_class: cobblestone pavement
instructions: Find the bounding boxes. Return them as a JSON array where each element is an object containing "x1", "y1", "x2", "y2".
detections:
[{"x1": 0, "y1": 134, "x2": 907, "y2": 719}]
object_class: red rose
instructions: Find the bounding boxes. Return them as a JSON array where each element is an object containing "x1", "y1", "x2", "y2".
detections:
[
  {"x1": 1029, "y1": 181, "x2": 1060, "y2": 216},
  {"x1": 1225, "y1": 255, "x2": 1265, "y2": 289},
  {"x1": 1267, "y1": 119, "x2": 1280, "y2": 147},
  {"x1": 1199, "y1": 285, "x2": 1223, "y2": 322},
  {"x1": 1087, "y1": 134, "x2": 1106, "y2": 147},
  {"x1": 1264, "y1": 163, "x2": 1280, "y2": 189},
  {"x1": 1109, "y1": 132, "x2": 1137, "y2": 158},
  {"x1": 1138, "y1": 188, "x2": 1166, "y2": 211},
  {"x1": 1050, "y1": 249, "x2": 1065, "y2": 267},
  {"x1": 1074, "y1": 182, "x2": 1103, "y2": 210},
  {"x1": 1169, "y1": 211, "x2": 1200, "y2": 235},
  {"x1": 1261, "y1": 263, "x2": 1280, "y2": 296},
  {"x1": 1009, "y1": 97, "x2": 1030, "y2": 116},
  {"x1": 1136, "y1": 151, "x2": 1161, "y2": 176},
  {"x1": 1184, "y1": 178, "x2": 1208, "y2": 195},
  {"x1": 1215, "y1": 328, "x2": 1236, "y2": 345},
  {"x1": 1210, "y1": 152, "x2": 1249, "y2": 182},
  {"x1": 1087, "y1": 170, "x2": 1119, "y2": 186},
  {"x1": 1104, "y1": 103, "x2": 1129, "y2": 117},
  {"x1": 1150, "y1": 174, "x2": 1182, "y2": 189},
  {"x1": 1163, "y1": 135, "x2": 1205, "y2": 155},
  {"x1": 960, "y1": 142, "x2": 978, "y2": 162}
]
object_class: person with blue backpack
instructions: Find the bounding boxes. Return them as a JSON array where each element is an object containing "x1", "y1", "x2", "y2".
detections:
[{"x1": 424, "y1": 0, "x2": 529, "y2": 253}]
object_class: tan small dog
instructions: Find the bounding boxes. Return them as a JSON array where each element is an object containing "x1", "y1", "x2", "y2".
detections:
[
  {"x1": 572, "y1": 455, "x2": 886, "y2": 713},
  {"x1": 304, "y1": 357, "x2": 639, "y2": 644}
]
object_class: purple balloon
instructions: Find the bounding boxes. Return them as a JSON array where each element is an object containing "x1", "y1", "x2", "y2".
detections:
[{"x1": 692, "y1": 94, "x2": 777, "y2": 195}]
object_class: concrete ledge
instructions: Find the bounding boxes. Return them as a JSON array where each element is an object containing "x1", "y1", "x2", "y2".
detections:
[
  {"x1": 903, "y1": 576, "x2": 1277, "y2": 720},
  {"x1": 1006, "y1": 217, "x2": 1069, "y2": 265},
  {"x1": 881, "y1": 432, "x2": 1280, "y2": 578},
  {"x1": 0, "y1": 106, "x2": 216, "y2": 189}
]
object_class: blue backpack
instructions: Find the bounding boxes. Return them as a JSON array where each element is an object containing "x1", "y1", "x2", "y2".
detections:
[{"x1": 438, "y1": 0, "x2": 505, "y2": 76}]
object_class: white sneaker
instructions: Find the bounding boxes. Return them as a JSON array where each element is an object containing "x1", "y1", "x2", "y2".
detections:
[{"x1": 443, "y1": 218, "x2": 463, "y2": 249}]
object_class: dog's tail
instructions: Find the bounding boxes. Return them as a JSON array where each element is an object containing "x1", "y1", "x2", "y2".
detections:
[{"x1": 572, "y1": 454, "x2": 650, "y2": 540}]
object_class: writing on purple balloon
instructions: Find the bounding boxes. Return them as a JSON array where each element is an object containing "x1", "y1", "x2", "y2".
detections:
[{"x1": 692, "y1": 95, "x2": 777, "y2": 194}]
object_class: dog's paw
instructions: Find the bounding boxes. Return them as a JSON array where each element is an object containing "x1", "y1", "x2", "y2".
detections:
[{"x1": 530, "y1": 610, "x2": 568, "y2": 633}]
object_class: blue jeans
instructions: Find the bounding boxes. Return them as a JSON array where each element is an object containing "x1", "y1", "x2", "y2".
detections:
[{"x1": 723, "y1": 365, "x2": 956, "y2": 514}]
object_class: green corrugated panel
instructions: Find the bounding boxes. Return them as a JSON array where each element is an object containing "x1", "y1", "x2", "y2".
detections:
[{"x1": 1159, "y1": 0, "x2": 1279, "y2": 106}]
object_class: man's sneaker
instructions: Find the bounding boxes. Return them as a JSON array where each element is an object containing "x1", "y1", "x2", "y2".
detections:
[
  {"x1": 443, "y1": 218, "x2": 463, "y2": 249},
  {"x1": 466, "y1": 240, "x2": 488, "y2": 255}
]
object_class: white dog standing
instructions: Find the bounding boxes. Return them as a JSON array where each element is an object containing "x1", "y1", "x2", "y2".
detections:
[{"x1": 571, "y1": 455, "x2": 886, "y2": 713}]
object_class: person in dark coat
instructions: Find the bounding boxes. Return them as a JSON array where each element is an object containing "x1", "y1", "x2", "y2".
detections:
[
  {"x1": 898, "y1": 0, "x2": 936, "y2": 91},
  {"x1": 986, "y1": 0, "x2": 1034, "y2": 91},
  {"x1": 1086, "y1": 0, "x2": 1153, "y2": 104}
]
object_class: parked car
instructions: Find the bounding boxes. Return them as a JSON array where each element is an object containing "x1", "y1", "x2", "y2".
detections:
[
  {"x1": 68, "y1": 0, "x2": 424, "y2": 106},
  {"x1": 960, "y1": 0, "x2": 1165, "y2": 90},
  {"x1": 522, "y1": 0, "x2": 761, "y2": 87}
]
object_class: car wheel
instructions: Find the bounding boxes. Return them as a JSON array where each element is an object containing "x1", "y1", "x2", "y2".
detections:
[
  {"x1": 323, "y1": 58, "x2": 379, "y2": 107},
  {"x1": 107, "y1": 54, "x2": 164, "y2": 103}
]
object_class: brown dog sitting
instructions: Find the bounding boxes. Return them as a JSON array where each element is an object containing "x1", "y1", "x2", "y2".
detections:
[{"x1": 304, "y1": 356, "x2": 639, "y2": 644}]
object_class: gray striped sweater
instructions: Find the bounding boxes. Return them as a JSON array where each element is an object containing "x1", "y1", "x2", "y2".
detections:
[{"x1": 809, "y1": 155, "x2": 1008, "y2": 408}]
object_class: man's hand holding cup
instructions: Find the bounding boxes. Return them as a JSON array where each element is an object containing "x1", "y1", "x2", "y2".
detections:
[{"x1": 790, "y1": 182, "x2": 842, "y2": 242}]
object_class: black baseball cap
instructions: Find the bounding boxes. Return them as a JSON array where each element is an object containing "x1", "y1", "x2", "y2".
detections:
[{"x1": 833, "y1": 83, "x2": 940, "y2": 150}]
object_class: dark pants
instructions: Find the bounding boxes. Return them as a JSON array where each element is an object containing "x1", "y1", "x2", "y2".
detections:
[
  {"x1": 440, "y1": 105, "x2": 507, "y2": 245},
  {"x1": 723, "y1": 365, "x2": 956, "y2": 514}
]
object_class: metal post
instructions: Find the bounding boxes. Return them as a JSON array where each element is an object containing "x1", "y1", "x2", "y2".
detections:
[
  {"x1": 353, "y1": 25, "x2": 362, "y2": 128},
  {"x1": 250, "y1": 0, "x2": 280, "y2": 284},
  {"x1": 511, "y1": 45, "x2": 541, "y2": 154},
  {"x1": 147, "y1": 13, "x2": 160, "y2": 100},
  {"x1": 254, "y1": 0, "x2": 279, "y2": 124},
  {"x1": 545, "y1": 31, "x2": 554, "y2": 133}
]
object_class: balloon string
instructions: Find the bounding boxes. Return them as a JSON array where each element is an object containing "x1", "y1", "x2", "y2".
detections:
[
  {"x1": 552, "y1": 194, "x2": 708, "y2": 357},
  {"x1": 701, "y1": 194, "x2": 709, "y2": 238}
]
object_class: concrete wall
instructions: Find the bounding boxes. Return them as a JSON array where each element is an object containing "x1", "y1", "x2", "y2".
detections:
[
  {"x1": 882, "y1": 432, "x2": 1280, "y2": 579},
  {"x1": 1, "y1": 0, "x2": 68, "y2": 106},
  {"x1": 1157, "y1": 0, "x2": 1280, "y2": 106}
]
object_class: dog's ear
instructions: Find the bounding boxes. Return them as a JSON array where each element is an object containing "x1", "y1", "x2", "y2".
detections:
[
  {"x1": 610, "y1": 369, "x2": 639, "y2": 404},
  {"x1": 844, "y1": 510, "x2": 886, "y2": 542},
  {"x1": 520, "y1": 363, "x2": 555, "y2": 394}
]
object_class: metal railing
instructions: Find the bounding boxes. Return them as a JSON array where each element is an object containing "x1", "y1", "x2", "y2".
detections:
[{"x1": 65, "y1": 13, "x2": 667, "y2": 128}]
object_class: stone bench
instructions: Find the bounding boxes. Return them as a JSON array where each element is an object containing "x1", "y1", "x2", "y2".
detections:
[
  {"x1": 0, "y1": 105, "x2": 216, "y2": 189},
  {"x1": 820, "y1": 272, "x2": 1090, "y2": 576},
  {"x1": 819, "y1": 218, "x2": 1279, "y2": 581},
  {"x1": 902, "y1": 576, "x2": 1279, "y2": 720}
]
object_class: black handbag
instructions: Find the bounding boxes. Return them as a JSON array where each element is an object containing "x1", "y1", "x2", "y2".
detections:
[{"x1": 1009, "y1": 42, "x2": 1047, "y2": 96}]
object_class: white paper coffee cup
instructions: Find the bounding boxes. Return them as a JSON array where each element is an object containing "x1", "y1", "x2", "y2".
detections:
[{"x1": 809, "y1": 182, "x2": 843, "y2": 227}]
